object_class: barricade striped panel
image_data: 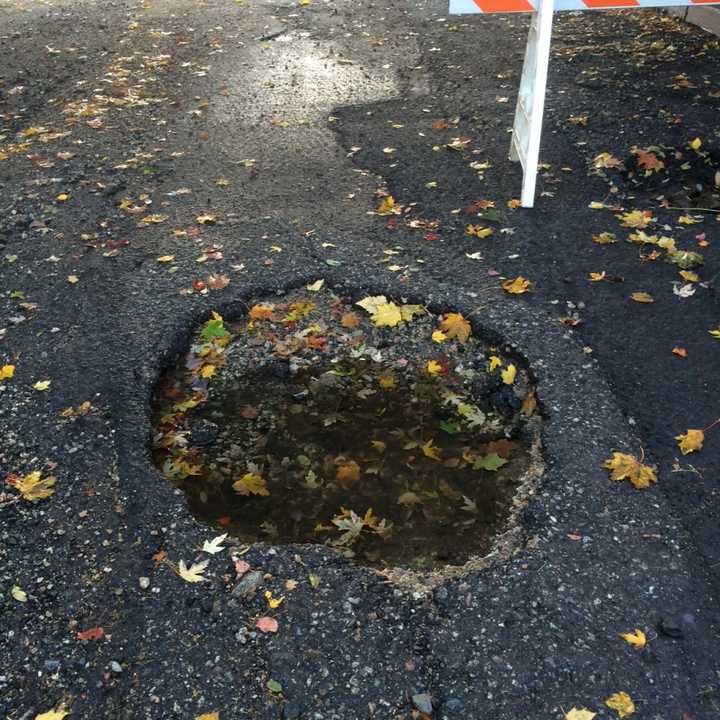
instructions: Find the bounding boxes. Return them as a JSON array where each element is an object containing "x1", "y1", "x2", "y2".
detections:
[{"x1": 450, "y1": 0, "x2": 719, "y2": 12}]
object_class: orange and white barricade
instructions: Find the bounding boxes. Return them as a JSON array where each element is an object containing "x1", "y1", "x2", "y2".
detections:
[{"x1": 450, "y1": 0, "x2": 720, "y2": 207}]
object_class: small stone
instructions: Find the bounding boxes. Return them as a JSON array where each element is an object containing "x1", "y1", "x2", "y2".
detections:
[
  {"x1": 658, "y1": 616, "x2": 683, "y2": 638},
  {"x1": 109, "y1": 661, "x2": 122, "y2": 673},
  {"x1": 139, "y1": 576, "x2": 150, "y2": 589},
  {"x1": 232, "y1": 570, "x2": 263, "y2": 596},
  {"x1": 412, "y1": 692, "x2": 433, "y2": 715},
  {"x1": 190, "y1": 419, "x2": 220, "y2": 447}
]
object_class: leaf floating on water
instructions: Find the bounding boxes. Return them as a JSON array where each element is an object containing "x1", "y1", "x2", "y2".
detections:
[{"x1": 233, "y1": 473, "x2": 269, "y2": 496}]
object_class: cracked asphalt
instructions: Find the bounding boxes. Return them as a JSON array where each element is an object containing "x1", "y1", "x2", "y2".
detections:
[{"x1": 1, "y1": 0, "x2": 719, "y2": 718}]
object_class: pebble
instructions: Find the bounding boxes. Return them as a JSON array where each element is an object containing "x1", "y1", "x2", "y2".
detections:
[
  {"x1": 232, "y1": 570, "x2": 264, "y2": 596},
  {"x1": 412, "y1": 692, "x2": 433, "y2": 715}
]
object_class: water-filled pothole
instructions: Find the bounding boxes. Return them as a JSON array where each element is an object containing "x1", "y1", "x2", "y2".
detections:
[{"x1": 151, "y1": 287, "x2": 542, "y2": 572}]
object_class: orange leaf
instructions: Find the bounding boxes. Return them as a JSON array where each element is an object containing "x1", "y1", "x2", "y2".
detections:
[{"x1": 249, "y1": 304, "x2": 275, "y2": 321}]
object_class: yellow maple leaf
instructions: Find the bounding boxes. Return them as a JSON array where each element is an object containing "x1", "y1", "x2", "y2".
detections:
[
  {"x1": 592, "y1": 232, "x2": 617, "y2": 244},
  {"x1": 33, "y1": 380, "x2": 51, "y2": 391},
  {"x1": 605, "y1": 691, "x2": 635, "y2": 718},
  {"x1": 502, "y1": 276, "x2": 532, "y2": 294},
  {"x1": 377, "y1": 196, "x2": 396, "y2": 215},
  {"x1": 265, "y1": 590, "x2": 284, "y2": 609},
  {"x1": 421, "y1": 439, "x2": 442, "y2": 461},
  {"x1": 565, "y1": 709, "x2": 596, "y2": 720},
  {"x1": 200, "y1": 364, "x2": 216, "y2": 379},
  {"x1": 371, "y1": 302, "x2": 402, "y2": 327},
  {"x1": 399, "y1": 304, "x2": 424, "y2": 322},
  {"x1": 678, "y1": 214, "x2": 701, "y2": 225},
  {"x1": 619, "y1": 628, "x2": 646, "y2": 649},
  {"x1": 439, "y1": 312, "x2": 471, "y2": 343},
  {"x1": 501, "y1": 363, "x2": 517, "y2": 385},
  {"x1": 679, "y1": 270, "x2": 699, "y2": 282},
  {"x1": 35, "y1": 709, "x2": 69, "y2": 720},
  {"x1": 431, "y1": 330, "x2": 446, "y2": 343},
  {"x1": 12, "y1": 471, "x2": 57, "y2": 502},
  {"x1": 141, "y1": 213, "x2": 169, "y2": 224},
  {"x1": 675, "y1": 428, "x2": 704, "y2": 454},
  {"x1": 630, "y1": 292, "x2": 654, "y2": 303},
  {"x1": 487, "y1": 355, "x2": 502, "y2": 371},
  {"x1": 232, "y1": 473, "x2": 269, "y2": 496},
  {"x1": 427, "y1": 360, "x2": 443, "y2": 375},
  {"x1": 1, "y1": 364, "x2": 15, "y2": 380},
  {"x1": 616, "y1": 210, "x2": 654, "y2": 229},
  {"x1": 196, "y1": 712, "x2": 220, "y2": 720},
  {"x1": 466, "y1": 224, "x2": 494, "y2": 239},
  {"x1": 603, "y1": 452, "x2": 657, "y2": 489},
  {"x1": 690, "y1": 137, "x2": 702, "y2": 150}
]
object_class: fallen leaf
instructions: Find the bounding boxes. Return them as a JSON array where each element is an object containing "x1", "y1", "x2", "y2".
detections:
[
  {"x1": 77, "y1": 626, "x2": 105, "y2": 641},
  {"x1": 233, "y1": 473, "x2": 270, "y2": 496},
  {"x1": 432, "y1": 330, "x2": 446, "y2": 343},
  {"x1": 309, "y1": 573, "x2": 320, "y2": 588},
  {"x1": 0, "y1": 364, "x2": 15, "y2": 380},
  {"x1": 11, "y1": 585, "x2": 27, "y2": 602},
  {"x1": 178, "y1": 558, "x2": 209, "y2": 583},
  {"x1": 473, "y1": 453, "x2": 508, "y2": 471},
  {"x1": 616, "y1": 210, "x2": 654, "y2": 229},
  {"x1": 501, "y1": 364, "x2": 517, "y2": 385},
  {"x1": 709, "y1": 328, "x2": 720, "y2": 339},
  {"x1": 196, "y1": 214, "x2": 217, "y2": 225},
  {"x1": 33, "y1": 379, "x2": 51, "y2": 391},
  {"x1": 207, "y1": 274, "x2": 231, "y2": 291},
  {"x1": 249, "y1": 304, "x2": 275, "y2": 321},
  {"x1": 398, "y1": 491, "x2": 422, "y2": 506},
  {"x1": 630, "y1": 292, "x2": 654, "y2": 303},
  {"x1": 675, "y1": 429, "x2": 704, "y2": 455},
  {"x1": 306, "y1": 279, "x2": 325, "y2": 292},
  {"x1": 9, "y1": 471, "x2": 56, "y2": 501},
  {"x1": 565, "y1": 709, "x2": 597, "y2": 720},
  {"x1": 264, "y1": 590, "x2": 284, "y2": 608},
  {"x1": 370, "y1": 302, "x2": 402, "y2": 328},
  {"x1": 335, "y1": 459, "x2": 361, "y2": 483},
  {"x1": 605, "y1": 691, "x2": 635, "y2": 718},
  {"x1": 427, "y1": 360, "x2": 443, "y2": 375},
  {"x1": 67, "y1": 275, "x2": 79, "y2": 284},
  {"x1": 502, "y1": 276, "x2": 532, "y2": 294},
  {"x1": 266, "y1": 679, "x2": 283, "y2": 694},
  {"x1": 466, "y1": 224, "x2": 494, "y2": 238},
  {"x1": 141, "y1": 214, "x2": 169, "y2": 224},
  {"x1": 341, "y1": 312, "x2": 360, "y2": 328},
  {"x1": 593, "y1": 232, "x2": 617, "y2": 244},
  {"x1": 589, "y1": 272, "x2": 606, "y2": 282},
  {"x1": 690, "y1": 137, "x2": 702, "y2": 150},
  {"x1": 679, "y1": 270, "x2": 699, "y2": 283},
  {"x1": 196, "y1": 712, "x2": 220, "y2": 720},
  {"x1": 157, "y1": 255, "x2": 175, "y2": 263},
  {"x1": 421, "y1": 439, "x2": 442, "y2": 460},
  {"x1": 377, "y1": 196, "x2": 396, "y2": 215},
  {"x1": 672, "y1": 347, "x2": 687, "y2": 358},
  {"x1": 202, "y1": 533, "x2": 228, "y2": 555},
  {"x1": 619, "y1": 628, "x2": 646, "y2": 649},
  {"x1": 256, "y1": 616, "x2": 278, "y2": 633},
  {"x1": 234, "y1": 559, "x2": 251, "y2": 575},
  {"x1": 35, "y1": 709, "x2": 69, "y2": 720},
  {"x1": 439, "y1": 313, "x2": 471, "y2": 343},
  {"x1": 603, "y1": 452, "x2": 657, "y2": 489}
]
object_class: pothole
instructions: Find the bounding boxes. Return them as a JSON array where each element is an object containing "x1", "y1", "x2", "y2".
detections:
[{"x1": 151, "y1": 286, "x2": 542, "y2": 574}]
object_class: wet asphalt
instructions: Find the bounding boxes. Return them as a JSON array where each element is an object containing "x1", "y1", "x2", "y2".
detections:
[{"x1": 1, "y1": 0, "x2": 720, "y2": 718}]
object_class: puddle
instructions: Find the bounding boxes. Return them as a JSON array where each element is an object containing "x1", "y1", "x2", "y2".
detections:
[{"x1": 151, "y1": 287, "x2": 542, "y2": 571}]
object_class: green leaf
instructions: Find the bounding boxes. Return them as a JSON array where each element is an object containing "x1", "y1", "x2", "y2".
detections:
[
  {"x1": 473, "y1": 453, "x2": 508, "y2": 472},
  {"x1": 439, "y1": 420, "x2": 461, "y2": 435},
  {"x1": 309, "y1": 573, "x2": 320, "y2": 588},
  {"x1": 200, "y1": 317, "x2": 229, "y2": 341},
  {"x1": 266, "y1": 679, "x2": 283, "y2": 694}
]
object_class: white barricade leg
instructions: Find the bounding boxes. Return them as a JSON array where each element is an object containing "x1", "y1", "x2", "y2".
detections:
[{"x1": 508, "y1": 0, "x2": 555, "y2": 207}]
